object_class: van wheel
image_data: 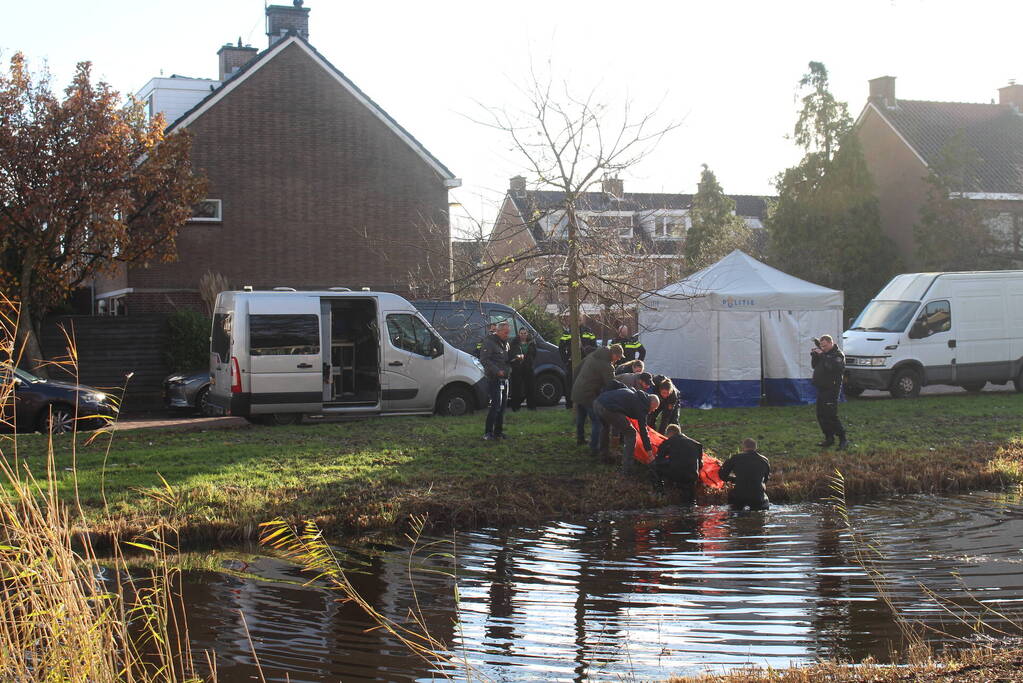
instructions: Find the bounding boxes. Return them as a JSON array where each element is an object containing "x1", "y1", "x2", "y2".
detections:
[
  {"x1": 960, "y1": 381, "x2": 986, "y2": 393},
  {"x1": 534, "y1": 372, "x2": 563, "y2": 407},
  {"x1": 890, "y1": 369, "x2": 921, "y2": 398},
  {"x1": 436, "y1": 386, "x2": 474, "y2": 417}
]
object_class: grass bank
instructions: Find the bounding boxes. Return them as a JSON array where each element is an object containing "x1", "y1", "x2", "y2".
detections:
[
  {"x1": 4, "y1": 391, "x2": 1023, "y2": 543},
  {"x1": 670, "y1": 646, "x2": 1023, "y2": 682}
]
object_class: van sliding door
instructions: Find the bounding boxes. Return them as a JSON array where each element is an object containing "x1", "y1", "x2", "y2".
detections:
[{"x1": 246, "y1": 297, "x2": 323, "y2": 414}]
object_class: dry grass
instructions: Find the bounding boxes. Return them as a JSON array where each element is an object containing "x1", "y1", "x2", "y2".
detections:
[
  {"x1": 0, "y1": 295, "x2": 218, "y2": 681},
  {"x1": 668, "y1": 646, "x2": 1023, "y2": 682}
]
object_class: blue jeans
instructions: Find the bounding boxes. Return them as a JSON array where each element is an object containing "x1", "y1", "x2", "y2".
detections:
[
  {"x1": 577, "y1": 401, "x2": 600, "y2": 452},
  {"x1": 485, "y1": 377, "x2": 508, "y2": 436}
]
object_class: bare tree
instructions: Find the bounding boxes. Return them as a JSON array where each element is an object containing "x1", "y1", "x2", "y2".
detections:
[{"x1": 464, "y1": 72, "x2": 681, "y2": 369}]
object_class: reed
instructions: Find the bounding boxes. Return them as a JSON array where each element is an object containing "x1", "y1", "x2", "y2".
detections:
[{"x1": 0, "y1": 295, "x2": 220, "y2": 682}]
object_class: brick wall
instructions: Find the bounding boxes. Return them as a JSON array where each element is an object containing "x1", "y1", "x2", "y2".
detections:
[
  {"x1": 126, "y1": 291, "x2": 204, "y2": 315},
  {"x1": 123, "y1": 42, "x2": 451, "y2": 306},
  {"x1": 855, "y1": 106, "x2": 929, "y2": 267}
]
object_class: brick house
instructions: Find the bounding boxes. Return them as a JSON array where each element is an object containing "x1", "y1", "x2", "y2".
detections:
[
  {"x1": 479, "y1": 176, "x2": 769, "y2": 335},
  {"x1": 854, "y1": 76, "x2": 1023, "y2": 267},
  {"x1": 93, "y1": 2, "x2": 459, "y2": 314}
]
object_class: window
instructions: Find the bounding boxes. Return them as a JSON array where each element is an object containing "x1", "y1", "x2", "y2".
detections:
[
  {"x1": 188, "y1": 199, "x2": 222, "y2": 223},
  {"x1": 387, "y1": 314, "x2": 441, "y2": 357},
  {"x1": 912, "y1": 300, "x2": 952, "y2": 338},
  {"x1": 654, "y1": 216, "x2": 685, "y2": 238},
  {"x1": 211, "y1": 313, "x2": 232, "y2": 363},
  {"x1": 583, "y1": 214, "x2": 634, "y2": 238},
  {"x1": 249, "y1": 314, "x2": 319, "y2": 356}
]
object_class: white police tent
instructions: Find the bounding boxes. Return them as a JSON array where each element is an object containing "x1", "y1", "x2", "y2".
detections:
[{"x1": 638, "y1": 250, "x2": 843, "y2": 408}]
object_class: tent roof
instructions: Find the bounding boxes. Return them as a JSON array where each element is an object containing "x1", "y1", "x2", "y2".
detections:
[{"x1": 645, "y1": 250, "x2": 843, "y2": 311}]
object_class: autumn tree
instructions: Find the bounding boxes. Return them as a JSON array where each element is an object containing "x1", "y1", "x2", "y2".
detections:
[
  {"x1": 0, "y1": 53, "x2": 205, "y2": 372},
  {"x1": 767, "y1": 61, "x2": 900, "y2": 317},
  {"x1": 683, "y1": 164, "x2": 753, "y2": 271}
]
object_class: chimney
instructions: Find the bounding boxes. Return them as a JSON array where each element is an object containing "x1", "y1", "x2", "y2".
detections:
[
  {"x1": 869, "y1": 75, "x2": 897, "y2": 108},
  {"x1": 602, "y1": 176, "x2": 624, "y2": 198},
  {"x1": 266, "y1": 0, "x2": 310, "y2": 47},
  {"x1": 217, "y1": 39, "x2": 258, "y2": 80},
  {"x1": 509, "y1": 175, "x2": 526, "y2": 197},
  {"x1": 999, "y1": 80, "x2": 1023, "y2": 114}
]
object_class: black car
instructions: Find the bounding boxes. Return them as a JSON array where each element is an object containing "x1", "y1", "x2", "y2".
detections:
[
  {"x1": 163, "y1": 369, "x2": 213, "y2": 416},
  {"x1": 1, "y1": 364, "x2": 118, "y2": 434},
  {"x1": 413, "y1": 300, "x2": 568, "y2": 406}
]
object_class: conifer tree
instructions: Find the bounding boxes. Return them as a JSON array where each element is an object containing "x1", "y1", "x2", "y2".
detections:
[
  {"x1": 767, "y1": 62, "x2": 900, "y2": 317},
  {"x1": 683, "y1": 164, "x2": 752, "y2": 271}
]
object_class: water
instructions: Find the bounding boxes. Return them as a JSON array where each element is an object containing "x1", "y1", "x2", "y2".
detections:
[{"x1": 165, "y1": 491, "x2": 1023, "y2": 681}]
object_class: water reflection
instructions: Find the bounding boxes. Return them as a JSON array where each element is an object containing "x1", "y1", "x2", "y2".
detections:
[{"x1": 160, "y1": 491, "x2": 1023, "y2": 682}]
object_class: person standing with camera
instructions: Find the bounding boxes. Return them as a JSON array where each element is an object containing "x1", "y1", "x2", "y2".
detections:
[{"x1": 811, "y1": 334, "x2": 848, "y2": 450}]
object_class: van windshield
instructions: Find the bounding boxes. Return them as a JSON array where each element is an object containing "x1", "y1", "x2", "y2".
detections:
[{"x1": 849, "y1": 300, "x2": 919, "y2": 333}]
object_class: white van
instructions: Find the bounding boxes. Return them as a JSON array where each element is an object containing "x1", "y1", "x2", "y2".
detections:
[
  {"x1": 843, "y1": 271, "x2": 1023, "y2": 397},
  {"x1": 207, "y1": 290, "x2": 487, "y2": 423}
]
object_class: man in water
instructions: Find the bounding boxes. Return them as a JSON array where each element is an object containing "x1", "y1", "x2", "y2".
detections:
[{"x1": 719, "y1": 438, "x2": 770, "y2": 510}]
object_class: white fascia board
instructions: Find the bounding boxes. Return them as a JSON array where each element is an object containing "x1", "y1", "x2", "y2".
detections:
[
  {"x1": 95, "y1": 287, "x2": 134, "y2": 299},
  {"x1": 169, "y1": 36, "x2": 455, "y2": 182},
  {"x1": 444, "y1": 178, "x2": 462, "y2": 188},
  {"x1": 854, "y1": 102, "x2": 929, "y2": 169},
  {"x1": 952, "y1": 192, "x2": 1023, "y2": 201}
]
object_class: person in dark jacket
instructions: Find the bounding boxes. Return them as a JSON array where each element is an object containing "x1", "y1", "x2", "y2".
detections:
[
  {"x1": 719, "y1": 438, "x2": 770, "y2": 510},
  {"x1": 648, "y1": 377, "x2": 682, "y2": 434},
  {"x1": 474, "y1": 323, "x2": 497, "y2": 358},
  {"x1": 811, "y1": 334, "x2": 848, "y2": 450},
  {"x1": 508, "y1": 327, "x2": 536, "y2": 411},
  {"x1": 571, "y1": 344, "x2": 624, "y2": 453},
  {"x1": 652, "y1": 424, "x2": 703, "y2": 505},
  {"x1": 612, "y1": 325, "x2": 646, "y2": 362},
  {"x1": 480, "y1": 321, "x2": 512, "y2": 440},
  {"x1": 615, "y1": 359, "x2": 644, "y2": 375},
  {"x1": 593, "y1": 385, "x2": 659, "y2": 474}
]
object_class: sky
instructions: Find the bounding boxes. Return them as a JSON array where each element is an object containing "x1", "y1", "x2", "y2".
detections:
[{"x1": 4, "y1": 0, "x2": 1022, "y2": 238}]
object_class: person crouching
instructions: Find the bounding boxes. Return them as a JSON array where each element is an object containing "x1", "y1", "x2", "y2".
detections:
[
  {"x1": 652, "y1": 424, "x2": 703, "y2": 505},
  {"x1": 594, "y1": 385, "x2": 659, "y2": 474},
  {"x1": 719, "y1": 438, "x2": 771, "y2": 511}
]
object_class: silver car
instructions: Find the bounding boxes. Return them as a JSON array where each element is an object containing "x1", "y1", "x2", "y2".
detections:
[{"x1": 163, "y1": 370, "x2": 213, "y2": 416}]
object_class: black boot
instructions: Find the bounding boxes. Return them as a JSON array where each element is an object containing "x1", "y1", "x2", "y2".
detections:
[
  {"x1": 817, "y1": 438, "x2": 835, "y2": 448},
  {"x1": 837, "y1": 436, "x2": 849, "y2": 450}
]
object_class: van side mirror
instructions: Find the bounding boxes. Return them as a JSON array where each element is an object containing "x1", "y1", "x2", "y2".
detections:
[
  {"x1": 432, "y1": 340, "x2": 444, "y2": 358},
  {"x1": 908, "y1": 321, "x2": 926, "y2": 340}
]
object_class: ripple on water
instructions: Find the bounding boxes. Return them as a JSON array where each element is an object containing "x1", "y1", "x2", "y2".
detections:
[{"x1": 157, "y1": 490, "x2": 1023, "y2": 682}]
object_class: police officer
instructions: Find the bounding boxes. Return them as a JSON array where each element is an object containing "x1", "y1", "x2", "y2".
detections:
[
  {"x1": 811, "y1": 334, "x2": 848, "y2": 450},
  {"x1": 559, "y1": 325, "x2": 599, "y2": 411},
  {"x1": 475, "y1": 323, "x2": 497, "y2": 358},
  {"x1": 612, "y1": 325, "x2": 645, "y2": 362}
]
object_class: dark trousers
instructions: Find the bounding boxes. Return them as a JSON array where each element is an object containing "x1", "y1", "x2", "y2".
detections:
[
  {"x1": 652, "y1": 468, "x2": 697, "y2": 505},
  {"x1": 564, "y1": 361, "x2": 573, "y2": 408},
  {"x1": 594, "y1": 402, "x2": 637, "y2": 473},
  {"x1": 509, "y1": 367, "x2": 535, "y2": 410},
  {"x1": 728, "y1": 493, "x2": 770, "y2": 511},
  {"x1": 576, "y1": 401, "x2": 600, "y2": 452},
  {"x1": 816, "y1": 396, "x2": 845, "y2": 440},
  {"x1": 485, "y1": 378, "x2": 508, "y2": 436}
]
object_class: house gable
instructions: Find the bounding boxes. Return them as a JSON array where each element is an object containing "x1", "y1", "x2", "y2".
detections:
[{"x1": 168, "y1": 35, "x2": 458, "y2": 185}]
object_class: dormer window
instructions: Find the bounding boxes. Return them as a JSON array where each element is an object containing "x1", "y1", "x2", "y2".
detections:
[{"x1": 654, "y1": 215, "x2": 686, "y2": 239}]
